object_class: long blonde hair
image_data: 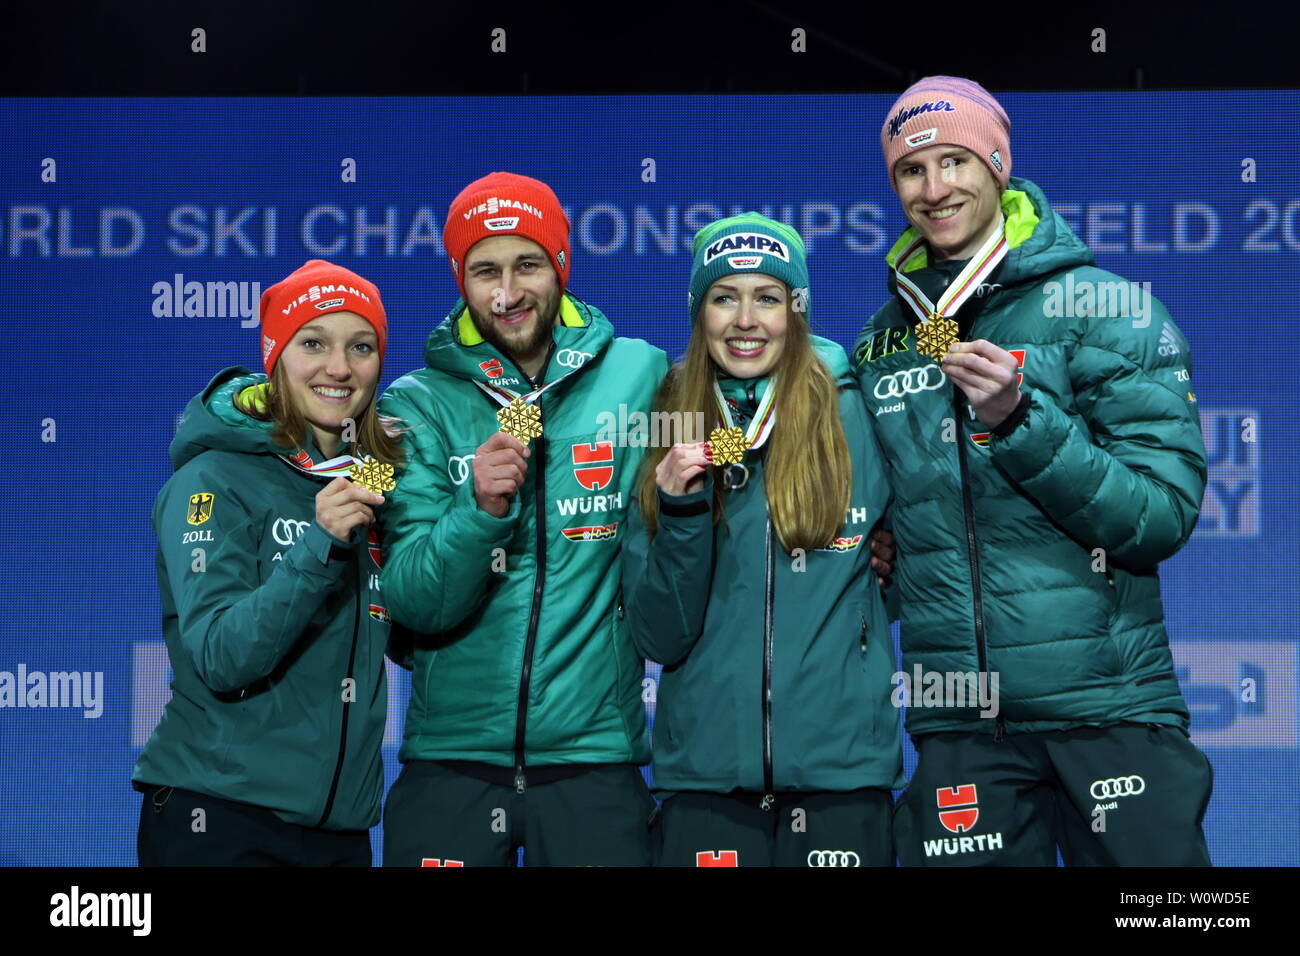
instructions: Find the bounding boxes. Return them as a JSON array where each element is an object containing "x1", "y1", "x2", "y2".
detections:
[
  {"x1": 637, "y1": 311, "x2": 850, "y2": 553},
  {"x1": 235, "y1": 362, "x2": 406, "y2": 467}
]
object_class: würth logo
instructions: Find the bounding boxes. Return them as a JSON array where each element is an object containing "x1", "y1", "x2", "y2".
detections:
[
  {"x1": 924, "y1": 786, "x2": 1004, "y2": 858},
  {"x1": 572, "y1": 441, "x2": 614, "y2": 491},
  {"x1": 695, "y1": 850, "x2": 739, "y2": 867},
  {"x1": 936, "y1": 784, "x2": 980, "y2": 833}
]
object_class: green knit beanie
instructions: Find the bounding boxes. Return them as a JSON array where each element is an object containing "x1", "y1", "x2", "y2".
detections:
[{"x1": 688, "y1": 212, "x2": 810, "y2": 322}]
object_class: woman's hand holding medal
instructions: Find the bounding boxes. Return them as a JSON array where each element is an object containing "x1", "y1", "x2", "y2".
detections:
[
  {"x1": 656, "y1": 442, "x2": 711, "y2": 498},
  {"x1": 316, "y1": 477, "x2": 386, "y2": 543}
]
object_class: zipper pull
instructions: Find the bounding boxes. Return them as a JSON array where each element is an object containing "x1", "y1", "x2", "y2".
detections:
[
  {"x1": 759, "y1": 794, "x2": 775, "y2": 812},
  {"x1": 993, "y1": 715, "x2": 1007, "y2": 743},
  {"x1": 860, "y1": 613, "x2": 868, "y2": 653},
  {"x1": 514, "y1": 770, "x2": 526, "y2": 794}
]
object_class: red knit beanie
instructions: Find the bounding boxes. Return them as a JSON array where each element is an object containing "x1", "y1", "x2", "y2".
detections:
[
  {"x1": 881, "y1": 76, "x2": 1012, "y2": 189},
  {"x1": 443, "y1": 172, "x2": 571, "y2": 295},
  {"x1": 258, "y1": 260, "x2": 387, "y2": 374}
]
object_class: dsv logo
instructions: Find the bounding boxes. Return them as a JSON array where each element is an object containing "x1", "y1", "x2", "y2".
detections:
[
  {"x1": 272, "y1": 518, "x2": 309, "y2": 546},
  {"x1": 806, "y1": 850, "x2": 860, "y2": 867},
  {"x1": 556, "y1": 349, "x2": 592, "y2": 369},
  {"x1": 448, "y1": 454, "x2": 476, "y2": 485},
  {"x1": 872, "y1": 365, "x2": 947, "y2": 400},
  {"x1": 1090, "y1": 775, "x2": 1146, "y2": 799}
]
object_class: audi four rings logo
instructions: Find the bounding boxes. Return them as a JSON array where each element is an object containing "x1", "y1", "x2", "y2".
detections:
[
  {"x1": 448, "y1": 454, "x2": 476, "y2": 486},
  {"x1": 807, "y1": 850, "x2": 860, "y2": 867},
  {"x1": 272, "y1": 518, "x2": 309, "y2": 546},
  {"x1": 555, "y1": 349, "x2": 592, "y2": 369},
  {"x1": 1090, "y1": 776, "x2": 1146, "y2": 799},
  {"x1": 872, "y1": 365, "x2": 947, "y2": 400}
]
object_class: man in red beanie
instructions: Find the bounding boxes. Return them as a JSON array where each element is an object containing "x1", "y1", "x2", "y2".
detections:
[
  {"x1": 854, "y1": 77, "x2": 1213, "y2": 866},
  {"x1": 378, "y1": 172, "x2": 669, "y2": 866}
]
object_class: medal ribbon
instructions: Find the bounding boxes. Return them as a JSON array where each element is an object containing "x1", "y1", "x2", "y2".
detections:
[
  {"x1": 277, "y1": 449, "x2": 360, "y2": 480},
  {"x1": 712, "y1": 377, "x2": 778, "y2": 453},
  {"x1": 472, "y1": 361, "x2": 584, "y2": 414},
  {"x1": 892, "y1": 213, "x2": 1009, "y2": 325},
  {"x1": 240, "y1": 382, "x2": 361, "y2": 480}
]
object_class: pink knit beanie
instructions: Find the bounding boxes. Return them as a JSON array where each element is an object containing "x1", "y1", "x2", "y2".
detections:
[{"x1": 881, "y1": 76, "x2": 1012, "y2": 189}]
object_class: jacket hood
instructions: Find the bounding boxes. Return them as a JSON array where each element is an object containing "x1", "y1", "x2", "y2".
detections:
[
  {"x1": 885, "y1": 176, "x2": 1095, "y2": 297},
  {"x1": 811, "y1": 334, "x2": 851, "y2": 383},
  {"x1": 422, "y1": 292, "x2": 616, "y2": 385},
  {"x1": 168, "y1": 366, "x2": 290, "y2": 470}
]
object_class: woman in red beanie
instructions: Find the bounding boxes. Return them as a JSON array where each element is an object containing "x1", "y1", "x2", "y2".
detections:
[{"x1": 132, "y1": 260, "x2": 404, "y2": 866}]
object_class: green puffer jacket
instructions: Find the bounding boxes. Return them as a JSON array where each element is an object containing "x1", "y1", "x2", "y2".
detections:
[
  {"x1": 133, "y1": 366, "x2": 389, "y2": 831},
  {"x1": 379, "y1": 294, "x2": 668, "y2": 778},
  {"x1": 852, "y1": 177, "x2": 1206, "y2": 737},
  {"x1": 622, "y1": 337, "x2": 903, "y2": 795}
]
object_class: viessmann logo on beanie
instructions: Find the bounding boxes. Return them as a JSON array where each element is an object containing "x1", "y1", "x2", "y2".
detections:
[
  {"x1": 258, "y1": 259, "x2": 388, "y2": 374},
  {"x1": 881, "y1": 75, "x2": 1013, "y2": 189},
  {"x1": 442, "y1": 172, "x2": 572, "y2": 295}
]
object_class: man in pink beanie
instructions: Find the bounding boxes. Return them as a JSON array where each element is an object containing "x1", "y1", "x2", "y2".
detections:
[
  {"x1": 880, "y1": 75, "x2": 1014, "y2": 262},
  {"x1": 854, "y1": 77, "x2": 1213, "y2": 867}
]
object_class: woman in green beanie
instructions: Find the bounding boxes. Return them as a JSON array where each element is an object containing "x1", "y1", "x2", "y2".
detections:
[{"x1": 622, "y1": 213, "x2": 902, "y2": 866}]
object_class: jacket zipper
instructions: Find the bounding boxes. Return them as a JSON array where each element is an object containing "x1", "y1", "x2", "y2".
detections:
[
  {"x1": 860, "y1": 613, "x2": 869, "y2": 655},
  {"x1": 513, "y1": 430, "x2": 546, "y2": 793},
  {"x1": 760, "y1": 517, "x2": 776, "y2": 810},
  {"x1": 511, "y1": 348, "x2": 554, "y2": 794},
  {"x1": 317, "y1": 559, "x2": 362, "y2": 827},
  {"x1": 951, "y1": 389, "x2": 1006, "y2": 742}
]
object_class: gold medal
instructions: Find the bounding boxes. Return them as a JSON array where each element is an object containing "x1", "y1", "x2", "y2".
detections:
[
  {"x1": 349, "y1": 456, "x2": 397, "y2": 495},
  {"x1": 497, "y1": 397, "x2": 543, "y2": 445},
  {"x1": 707, "y1": 425, "x2": 750, "y2": 466},
  {"x1": 915, "y1": 312, "x2": 960, "y2": 364}
]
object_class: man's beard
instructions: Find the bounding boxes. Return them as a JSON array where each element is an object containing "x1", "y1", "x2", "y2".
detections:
[{"x1": 467, "y1": 285, "x2": 561, "y2": 367}]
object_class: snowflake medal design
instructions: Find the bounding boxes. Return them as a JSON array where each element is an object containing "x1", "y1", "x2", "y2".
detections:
[
  {"x1": 349, "y1": 456, "x2": 397, "y2": 495},
  {"x1": 915, "y1": 312, "x2": 960, "y2": 364},
  {"x1": 707, "y1": 425, "x2": 750, "y2": 466},
  {"x1": 497, "y1": 398, "x2": 543, "y2": 445}
]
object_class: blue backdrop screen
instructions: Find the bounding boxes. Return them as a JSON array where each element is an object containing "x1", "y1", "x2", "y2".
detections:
[{"x1": 1, "y1": 93, "x2": 1296, "y2": 865}]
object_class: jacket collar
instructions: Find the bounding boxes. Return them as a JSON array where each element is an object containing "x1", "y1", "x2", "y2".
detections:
[
  {"x1": 883, "y1": 176, "x2": 1096, "y2": 300},
  {"x1": 422, "y1": 292, "x2": 615, "y2": 388},
  {"x1": 885, "y1": 187, "x2": 1038, "y2": 274}
]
